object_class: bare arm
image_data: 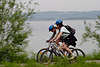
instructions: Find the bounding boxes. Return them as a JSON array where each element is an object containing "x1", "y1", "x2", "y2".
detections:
[
  {"x1": 49, "y1": 31, "x2": 56, "y2": 40},
  {"x1": 55, "y1": 32, "x2": 62, "y2": 41},
  {"x1": 53, "y1": 29, "x2": 60, "y2": 40},
  {"x1": 47, "y1": 31, "x2": 56, "y2": 42}
]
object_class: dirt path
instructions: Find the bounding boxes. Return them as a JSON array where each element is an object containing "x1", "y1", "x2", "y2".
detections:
[{"x1": 86, "y1": 60, "x2": 100, "y2": 63}]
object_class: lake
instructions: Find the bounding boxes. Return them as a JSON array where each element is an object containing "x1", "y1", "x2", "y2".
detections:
[{"x1": 26, "y1": 20, "x2": 100, "y2": 55}]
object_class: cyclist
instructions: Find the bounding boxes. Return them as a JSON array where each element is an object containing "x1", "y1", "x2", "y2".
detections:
[
  {"x1": 46, "y1": 25, "x2": 61, "y2": 46},
  {"x1": 54, "y1": 19, "x2": 77, "y2": 59}
]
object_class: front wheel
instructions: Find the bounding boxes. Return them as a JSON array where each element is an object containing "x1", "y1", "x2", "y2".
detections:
[
  {"x1": 36, "y1": 48, "x2": 48, "y2": 62},
  {"x1": 40, "y1": 50, "x2": 53, "y2": 64}
]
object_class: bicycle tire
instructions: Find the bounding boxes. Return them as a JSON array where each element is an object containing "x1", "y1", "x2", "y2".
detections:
[
  {"x1": 40, "y1": 50, "x2": 53, "y2": 63},
  {"x1": 72, "y1": 48, "x2": 85, "y2": 58},
  {"x1": 36, "y1": 48, "x2": 48, "y2": 62},
  {"x1": 69, "y1": 47, "x2": 74, "y2": 50}
]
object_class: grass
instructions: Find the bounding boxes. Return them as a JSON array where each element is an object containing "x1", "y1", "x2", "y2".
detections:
[
  {"x1": 0, "y1": 52, "x2": 100, "y2": 67},
  {"x1": 85, "y1": 52, "x2": 100, "y2": 60},
  {"x1": 0, "y1": 58, "x2": 100, "y2": 67}
]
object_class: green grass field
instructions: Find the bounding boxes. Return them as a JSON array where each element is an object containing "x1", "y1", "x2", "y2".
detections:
[{"x1": 0, "y1": 52, "x2": 100, "y2": 67}]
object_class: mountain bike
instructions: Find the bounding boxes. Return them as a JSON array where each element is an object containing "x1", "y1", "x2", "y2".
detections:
[
  {"x1": 36, "y1": 42, "x2": 71, "y2": 62},
  {"x1": 38, "y1": 42, "x2": 85, "y2": 63}
]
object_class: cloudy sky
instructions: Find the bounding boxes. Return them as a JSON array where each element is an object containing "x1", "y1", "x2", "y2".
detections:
[{"x1": 19, "y1": 0, "x2": 100, "y2": 11}]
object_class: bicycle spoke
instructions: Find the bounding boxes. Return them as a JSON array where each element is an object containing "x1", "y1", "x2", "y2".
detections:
[
  {"x1": 36, "y1": 48, "x2": 48, "y2": 62},
  {"x1": 72, "y1": 49, "x2": 85, "y2": 58},
  {"x1": 40, "y1": 50, "x2": 53, "y2": 63}
]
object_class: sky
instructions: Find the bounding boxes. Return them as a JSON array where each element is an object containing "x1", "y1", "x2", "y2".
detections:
[{"x1": 19, "y1": 0, "x2": 100, "y2": 11}]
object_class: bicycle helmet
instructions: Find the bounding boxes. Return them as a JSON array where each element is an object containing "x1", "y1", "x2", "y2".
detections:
[
  {"x1": 49, "y1": 25, "x2": 54, "y2": 31},
  {"x1": 56, "y1": 19, "x2": 63, "y2": 25}
]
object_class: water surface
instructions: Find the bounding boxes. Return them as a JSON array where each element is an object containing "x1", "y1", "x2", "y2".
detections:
[{"x1": 26, "y1": 20, "x2": 100, "y2": 55}]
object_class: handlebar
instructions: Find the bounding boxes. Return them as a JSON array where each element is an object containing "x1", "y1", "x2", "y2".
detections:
[
  {"x1": 47, "y1": 42, "x2": 60, "y2": 50},
  {"x1": 47, "y1": 42, "x2": 56, "y2": 46}
]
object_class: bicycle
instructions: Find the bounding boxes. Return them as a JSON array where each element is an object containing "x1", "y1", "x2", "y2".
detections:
[{"x1": 38, "y1": 42, "x2": 85, "y2": 64}]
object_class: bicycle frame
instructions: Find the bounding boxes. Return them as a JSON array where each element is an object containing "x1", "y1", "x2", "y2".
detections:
[{"x1": 47, "y1": 42, "x2": 67, "y2": 57}]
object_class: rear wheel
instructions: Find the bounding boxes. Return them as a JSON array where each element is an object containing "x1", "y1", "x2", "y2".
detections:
[{"x1": 72, "y1": 49, "x2": 85, "y2": 58}]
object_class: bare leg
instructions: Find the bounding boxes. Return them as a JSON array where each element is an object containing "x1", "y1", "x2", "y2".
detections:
[
  {"x1": 55, "y1": 39, "x2": 60, "y2": 46},
  {"x1": 61, "y1": 42, "x2": 72, "y2": 54},
  {"x1": 61, "y1": 42, "x2": 75, "y2": 59}
]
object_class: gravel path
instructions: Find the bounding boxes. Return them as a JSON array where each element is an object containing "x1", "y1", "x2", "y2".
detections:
[{"x1": 86, "y1": 60, "x2": 100, "y2": 63}]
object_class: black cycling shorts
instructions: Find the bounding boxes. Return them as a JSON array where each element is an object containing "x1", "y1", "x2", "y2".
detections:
[{"x1": 60, "y1": 35, "x2": 77, "y2": 47}]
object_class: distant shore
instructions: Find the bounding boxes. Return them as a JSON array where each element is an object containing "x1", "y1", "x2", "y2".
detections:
[{"x1": 29, "y1": 11, "x2": 100, "y2": 21}]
